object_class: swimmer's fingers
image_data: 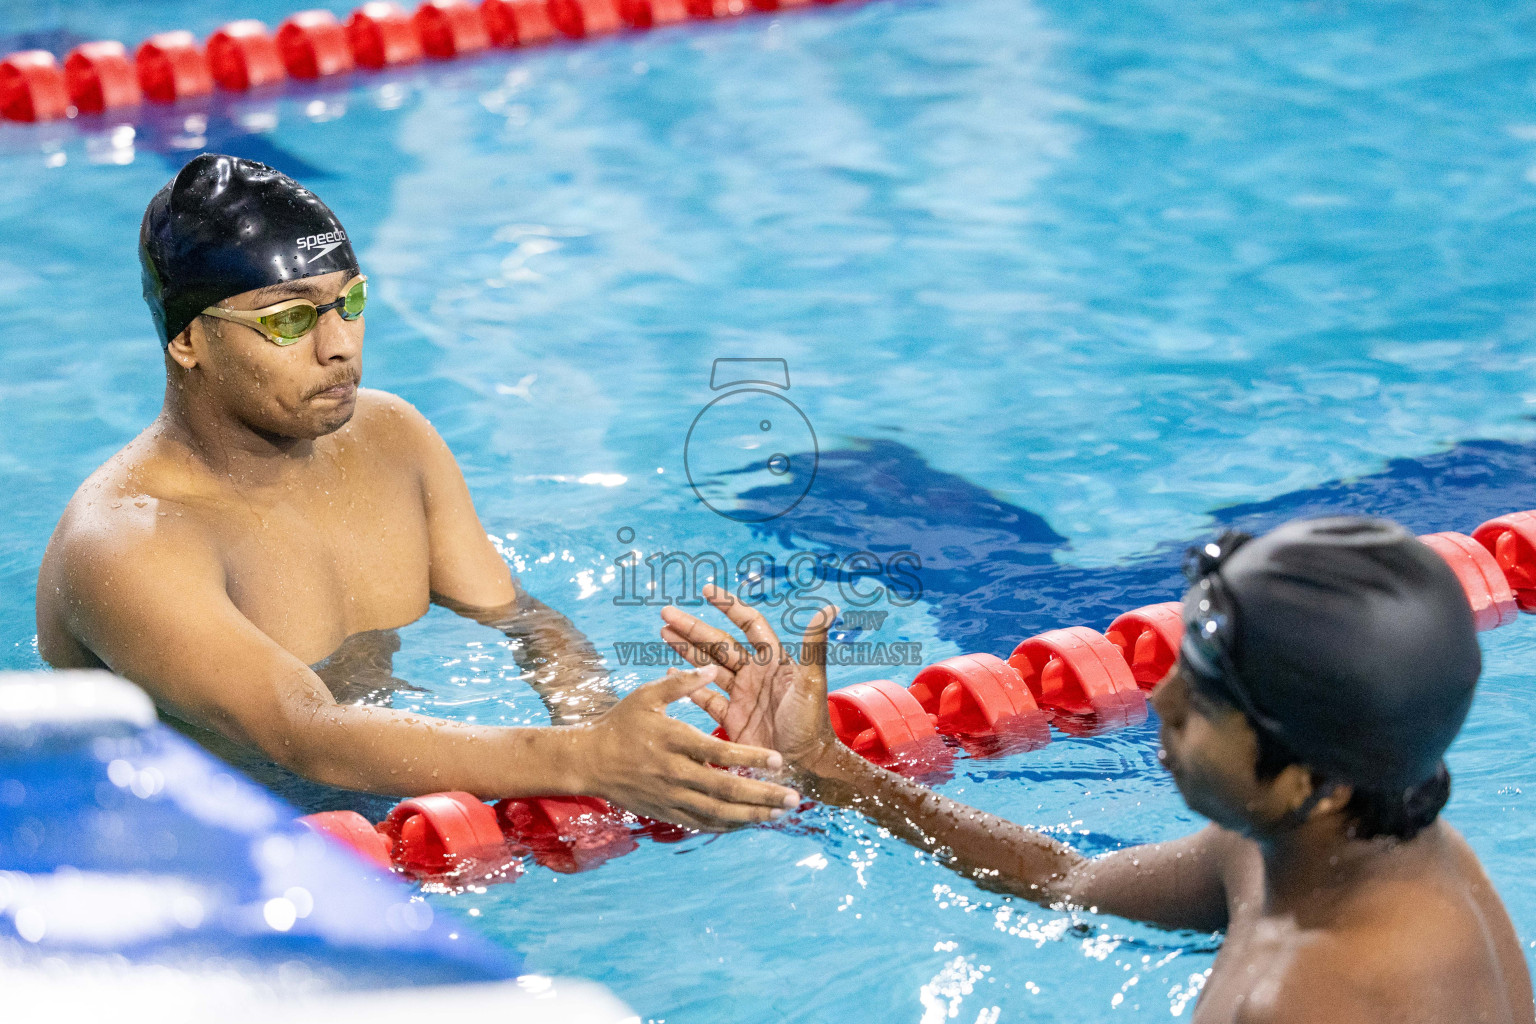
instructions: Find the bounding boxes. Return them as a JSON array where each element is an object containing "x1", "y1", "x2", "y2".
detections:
[
  {"x1": 657, "y1": 631, "x2": 740, "y2": 729},
  {"x1": 797, "y1": 602, "x2": 838, "y2": 692},
  {"x1": 671, "y1": 791, "x2": 790, "y2": 831},
  {"x1": 703, "y1": 583, "x2": 784, "y2": 653},
  {"x1": 659, "y1": 625, "x2": 741, "y2": 688},
  {"x1": 628, "y1": 666, "x2": 722, "y2": 710},
  {"x1": 624, "y1": 778, "x2": 777, "y2": 832},
  {"x1": 675, "y1": 758, "x2": 797, "y2": 811},
  {"x1": 676, "y1": 724, "x2": 783, "y2": 775},
  {"x1": 658, "y1": 607, "x2": 756, "y2": 673},
  {"x1": 689, "y1": 686, "x2": 730, "y2": 727}
]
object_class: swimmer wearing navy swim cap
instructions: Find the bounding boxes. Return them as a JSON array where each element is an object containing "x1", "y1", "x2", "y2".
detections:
[
  {"x1": 37, "y1": 154, "x2": 802, "y2": 830},
  {"x1": 664, "y1": 517, "x2": 1533, "y2": 1023}
]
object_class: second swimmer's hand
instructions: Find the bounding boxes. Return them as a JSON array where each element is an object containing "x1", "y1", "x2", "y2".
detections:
[
  {"x1": 658, "y1": 585, "x2": 841, "y2": 772},
  {"x1": 571, "y1": 668, "x2": 800, "y2": 832}
]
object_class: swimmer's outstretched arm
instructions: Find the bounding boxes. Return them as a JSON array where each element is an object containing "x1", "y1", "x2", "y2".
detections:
[
  {"x1": 434, "y1": 590, "x2": 619, "y2": 724},
  {"x1": 48, "y1": 518, "x2": 798, "y2": 830},
  {"x1": 660, "y1": 587, "x2": 1233, "y2": 931}
]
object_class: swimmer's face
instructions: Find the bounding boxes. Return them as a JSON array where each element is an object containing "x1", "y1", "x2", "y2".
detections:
[
  {"x1": 1150, "y1": 661, "x2": 1318, "y2": 838},
  {"x1": 170, "y1": 270, "x2": 362, "y2": 440}
]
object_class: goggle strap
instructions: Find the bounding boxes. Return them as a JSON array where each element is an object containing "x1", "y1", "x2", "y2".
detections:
[{"x1": 199, "y1": 278, "x2": 366, "y2": 343}]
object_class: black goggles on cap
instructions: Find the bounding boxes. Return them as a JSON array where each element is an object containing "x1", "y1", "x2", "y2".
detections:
[{"x1": 1179, "y1": 531, "x2": 1290, "y2": 741}]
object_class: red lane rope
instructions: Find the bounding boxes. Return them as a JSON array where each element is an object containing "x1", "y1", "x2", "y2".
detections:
[
  {"x1": 299, "y1": 508, "x2": 1536, "y2": 879},
  {"x1": 0, "y1": 0, "x2": 834, "y2": 124}
]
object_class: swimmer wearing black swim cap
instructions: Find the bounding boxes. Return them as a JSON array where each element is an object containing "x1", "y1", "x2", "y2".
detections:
[
  {"x1": 37, "y1": 154, "x2": 803, "y2": 834},
  {"x1": 664, "y1": 516, "x2": 1533, "y2": 1023},
  {"x1": 140, "y1": 152, "x2": 362, "y2": 349},
  {"x1": 140, "y1": 152, "x2": 369, "y2": 440},
  {"x1": 1173, "y1": 518, "x2": 1478, "y2": 835}
]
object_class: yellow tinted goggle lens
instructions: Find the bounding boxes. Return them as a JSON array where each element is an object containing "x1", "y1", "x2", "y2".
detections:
[
  {"x1": 341, "y1": 279, "x2": 367, "y2": 319},
  {"x1": 261, "y1": 304, "x2": 319, "y2": 343}
]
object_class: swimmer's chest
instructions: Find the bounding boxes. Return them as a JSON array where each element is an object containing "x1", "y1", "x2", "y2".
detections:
[
  {"x1": 1193, "y1": 871, "x2": 1490, "y2": 1024},
  {"x1": 213, "y1": 460, "x2": 431, "y2": 662},
  {"x1": 1193, "y1": 913, "x2": 1297, "y2": 1022}
]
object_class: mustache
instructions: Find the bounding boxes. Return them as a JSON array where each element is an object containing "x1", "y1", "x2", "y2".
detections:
[{"x1": 307, "y1": 373, "x2": 360, "y2": 399}]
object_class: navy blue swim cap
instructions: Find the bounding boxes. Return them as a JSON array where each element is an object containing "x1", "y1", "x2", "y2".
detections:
[
  {"x1": 1181, "y1": 517, "x2": 1480, "y2": 793},
  {"x1": 140, "y1": 154, "x2": 360, "y2": 347}
]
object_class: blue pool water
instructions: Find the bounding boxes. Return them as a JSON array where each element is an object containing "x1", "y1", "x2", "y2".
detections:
[{"x1": 3, "y1": 0, "x2": 1536, "y2": 1018}]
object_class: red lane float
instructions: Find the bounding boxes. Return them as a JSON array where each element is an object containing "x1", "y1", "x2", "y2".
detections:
[
  {"x1": 1105, "y1": 602, "x2": 1183, "y2": 691},
  {"x1": 482, "y1": 0, "x2": 559, "y2": 45},
  {"x1": 907, "y1": 653, "x2": 1049, "y2": 754},
  {"x1": 346, "y1": 2, "x2": 426, "y2": 68},
  {"x1": 0, "y1": 51, "x2": 69, "y2": 123},
  {"x1": 379, "y1": 790, "x2": 512, "y2": 875},
  {"x1": 63, "y1": 43, "x2": 141, "y2": 115},
  {"x1": 2, "y1": 0, "x2": 846, "y2": 129},
  {"x1": 497, "y1": 795, "x2": 637, "y2": 873},
  {"x1": 630, "y1": 814, "x2": 694, "y2": 843},
  {"x1": 1472, "y1": 511, "x2": 1536, "y2": 613},
  {"x1": 207, "y1": 21, "x2": 286, "y2": 92},
  {"x1": 277, "y1": 10, "x2": 356, "y2": 79},
  {"x1": 618, "y1": 0, "x2": 689, "y2": 30},
  {"x1": 548, "y1": 0, "x2": 625, "y2": 39},
  {"x1": 414, "y1": 0, "x2": 492, "y2": 58},
  {"x1": 827, "y1": 678, "x2": 947, "y2": 770},
  {"x1": 1418, "y1": 531, "x2": 1517, "y2": 631},
  {"x1": 136, "y1": 32, "x2": 214, "y2": 104},
  {"x1": 297, "y1": 809, "x2": 393, "y2": 869},
  {"x1": 1008, "y1": 626, "x2": 1147, "y2": 734},
  {"x1": 686, "y1": 0, "x2": 749, "y2": 18}
]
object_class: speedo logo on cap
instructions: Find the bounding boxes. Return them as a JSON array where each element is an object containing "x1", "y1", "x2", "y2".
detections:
[{"x1": 296, "y1": 229, "x2": 347, "y2": 263}]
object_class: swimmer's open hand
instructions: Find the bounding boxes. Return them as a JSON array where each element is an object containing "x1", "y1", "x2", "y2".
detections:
[
  {"x1": 573, "y1": 668, "x2": 800, "y2": 832},
  {"x1": 659, "y1": 585, "x2": 840, "y2": 772}
]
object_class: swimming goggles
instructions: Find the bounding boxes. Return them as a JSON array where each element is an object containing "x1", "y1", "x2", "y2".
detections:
[
  {"x1": 1177, "y1": 530, "x2": 1288, "y2": 738},
  {"x1": 1182, "y1": 533, "x2": 1346, "y2": 815},
  {"x1": 200, "y1": 275, "x2": 367, "y2": 346}
]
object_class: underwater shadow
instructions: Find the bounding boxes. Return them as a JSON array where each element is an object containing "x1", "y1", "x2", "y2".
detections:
[{"x1": 733, "y1": 437, "x2": 1536, "y2": 656}]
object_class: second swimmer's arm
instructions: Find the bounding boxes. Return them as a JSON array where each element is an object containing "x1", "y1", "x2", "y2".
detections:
[
  {"x1": 796, "y1": 739, "x2": 1085, "y2": 900},
  {"x1": 660, "y1": 589, "x2": 1233, "y2": 930},
  {"x1": 797, "y1": 739, "x2": 1232, "y2": 931}
]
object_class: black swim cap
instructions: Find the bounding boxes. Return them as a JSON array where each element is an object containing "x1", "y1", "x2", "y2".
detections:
[
  {"x1": 1180, "y1": 517, "x2": 1480, "y2": 793},
  {"x1": 140, "y1": 153, "x2": 360, "y2": 347}
]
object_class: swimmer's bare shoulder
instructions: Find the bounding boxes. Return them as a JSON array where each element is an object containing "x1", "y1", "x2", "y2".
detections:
[
  {"x1": 36, "y1": 425, "x2": 214, "y2": 669},
  {"x1": 37, "y1": 389, "x2": 353, "y2": 655},
  {"x1": 1217, "y1": 824, "x2": 1532, "y2": 1024},
  {"x1": 37, "y1": 386, "x2": 509, "y2": 667},
  {"x1": 341, "y1": 388, "x2": 520, "y2": 609},
  {"x1": 335, "y1": 386, "x2": 432, "y2": 455}
]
